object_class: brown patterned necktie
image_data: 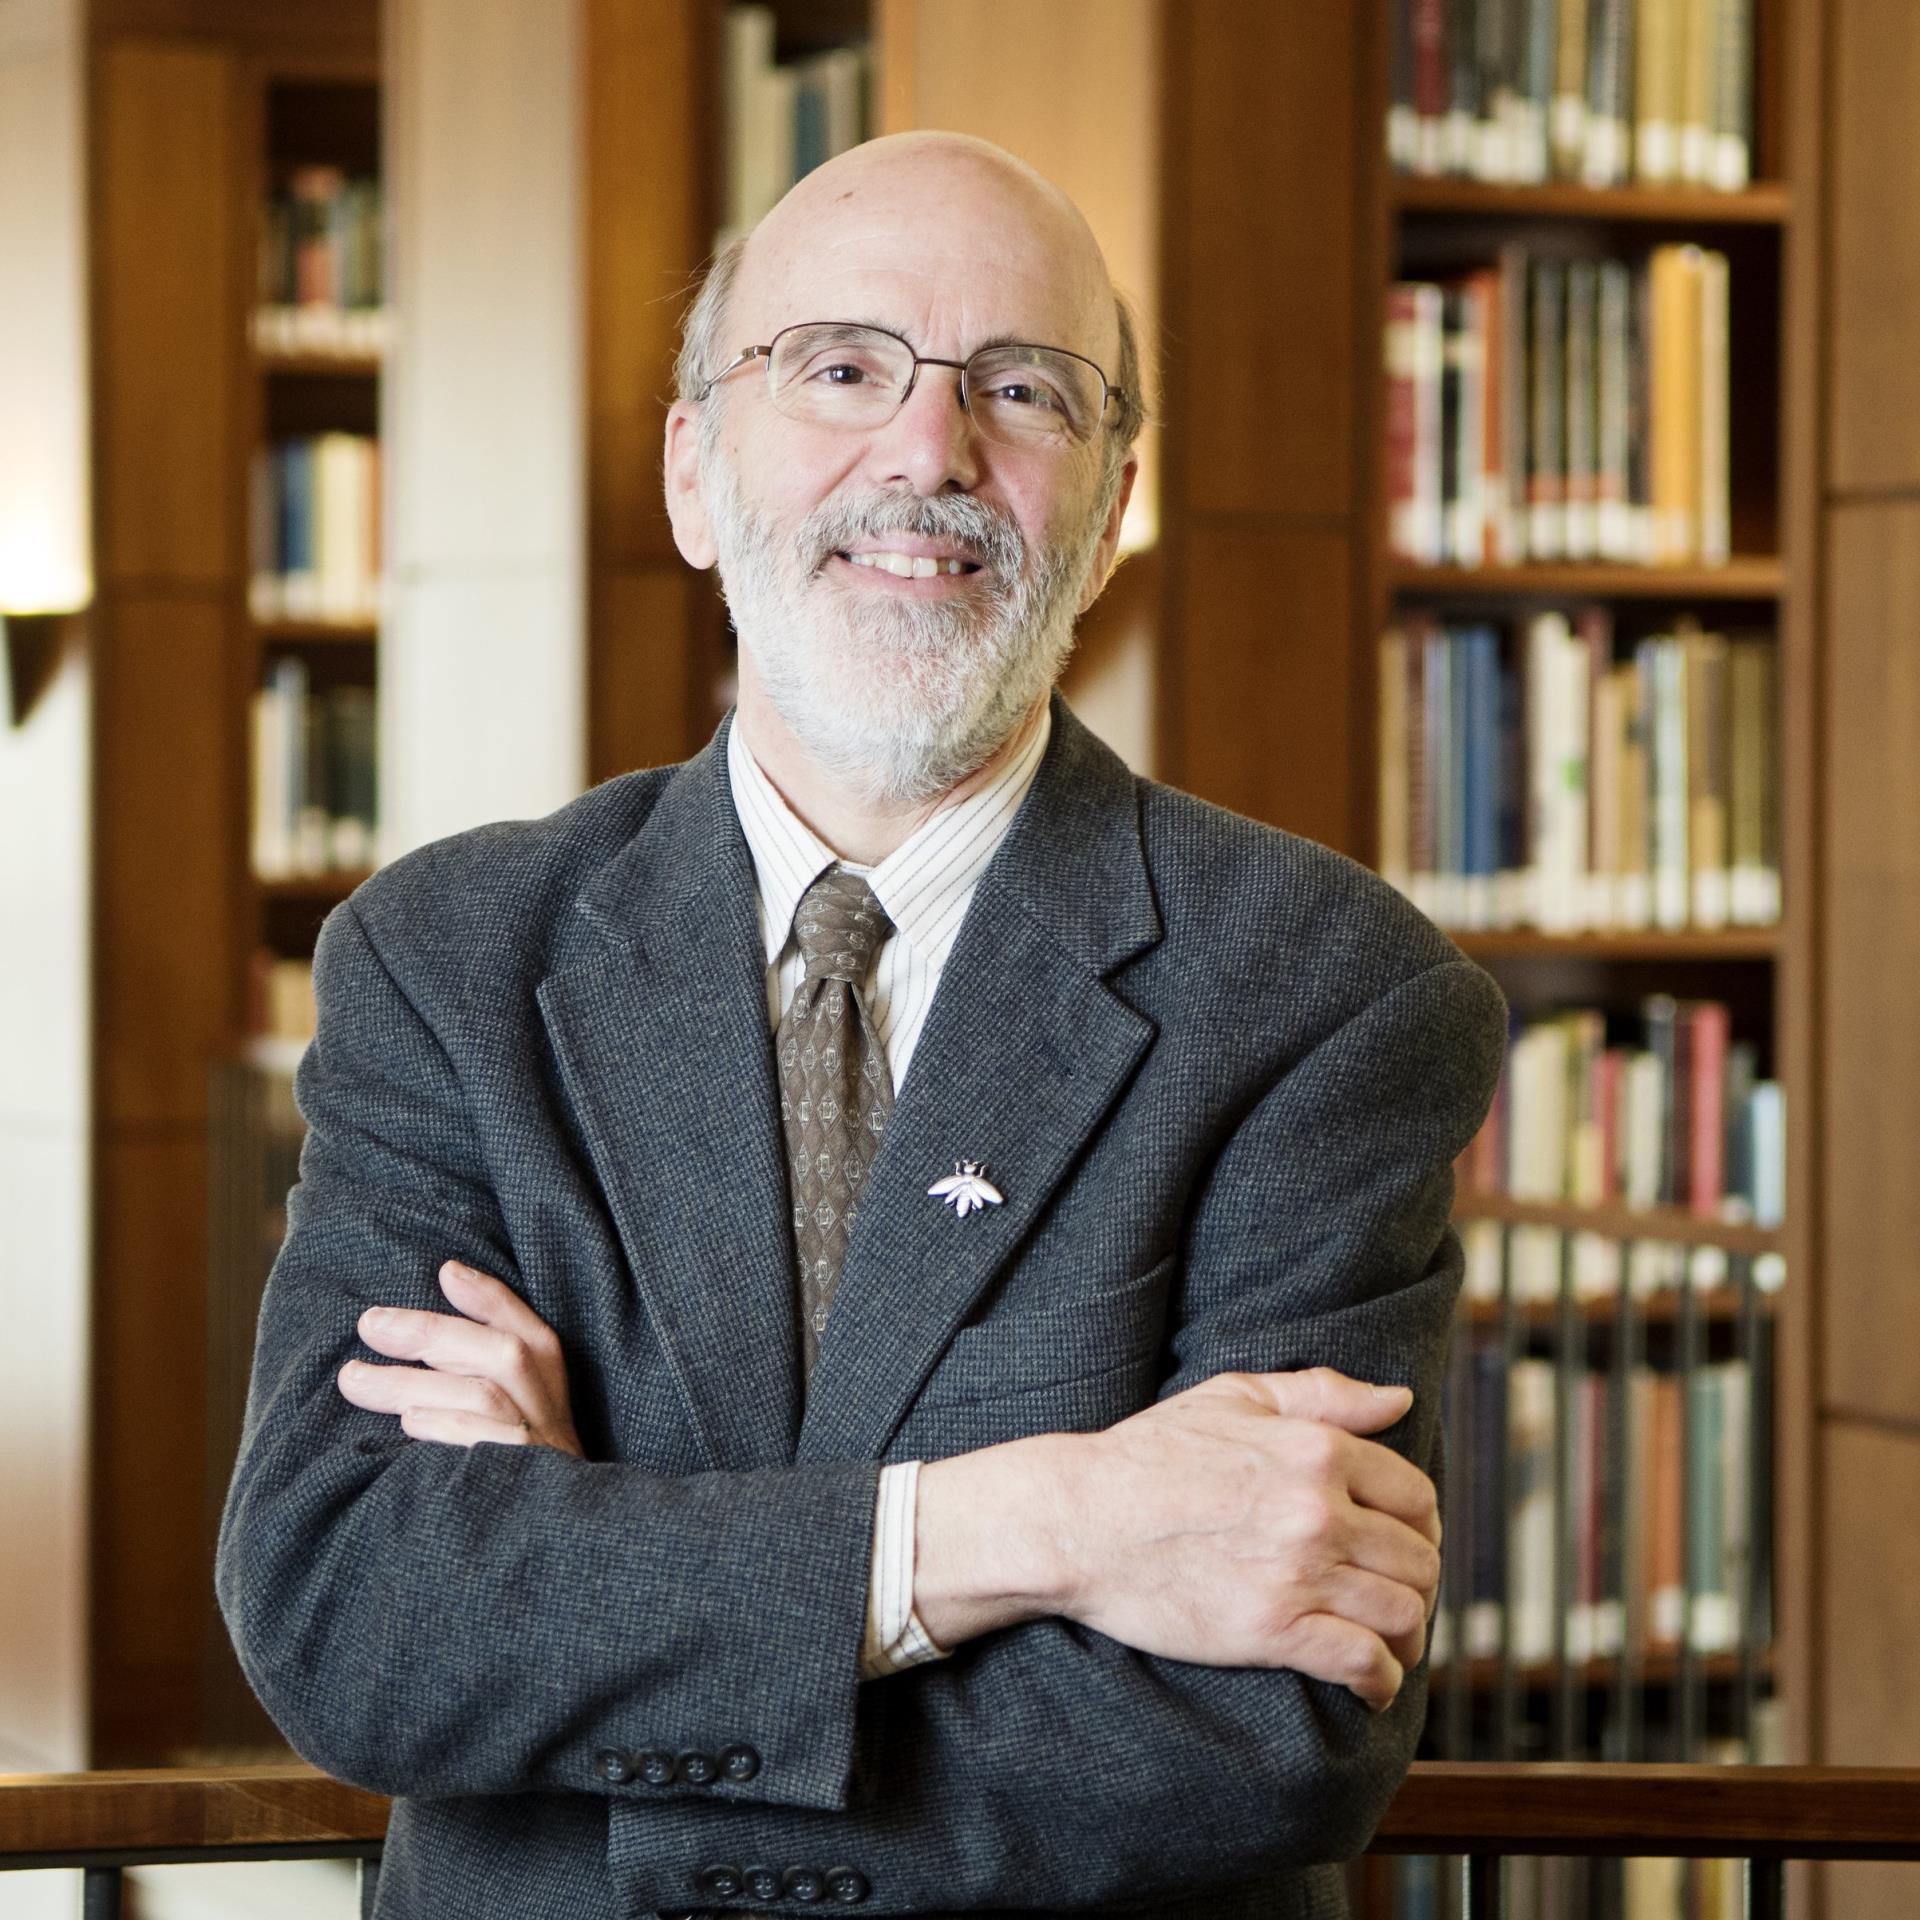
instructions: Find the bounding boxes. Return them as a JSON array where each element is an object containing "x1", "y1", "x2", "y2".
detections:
[{"x1": 777, "y1": 866, "x2": 895, "y2": 1383}]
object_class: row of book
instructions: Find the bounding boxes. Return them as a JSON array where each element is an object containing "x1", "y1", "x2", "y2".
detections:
[
  {"x1": 251, "y1": 659, "x2": 377, "y2": 880},
  {"x1": 1432, "y1": 1343, "x2": 1770, "y2": 1672},
  {"x1": 249, "y1": 435, "x2": 383, "y2": 625},
  {"x1": 1386, "y1": 246, "x2": 1731, "y2": 570},
  {"x1": 250, "y1": 955, "x2": 318, "y2": 1064},
  {"x1": 1379, "y1": 616, "x2": 1779, "y2": 933},
  {"x1": 723, "y1": 7, "x2": 869, "y2": 239},
  {"x1": 256, "y1": 165, "x2": 388, "y2": 358},
  {"x1": 1393, "y1": 1849, "x2": 1762, "y2": 1920},
  {"x1": 1387, "y1": 0, "x2": 1754, "y2": 192},
  {"x1": 1460, "y1": 997, "x2": 1784, "y2": 1224},
  {"x1": 1460, "y1": 1219, "x2": 1785, "y2": 1316}
]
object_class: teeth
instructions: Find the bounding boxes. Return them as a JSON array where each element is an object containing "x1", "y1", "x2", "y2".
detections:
[{"x1": 844, "y1": 551, "x2": 972, "y2": 578}]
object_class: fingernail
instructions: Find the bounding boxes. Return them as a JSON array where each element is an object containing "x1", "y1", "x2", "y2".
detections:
[
  {"x1": 362, "y1": 1307, "x2": 393, "y2": 1328},
  {"x1": 442, "y1": 1261, "x2": 473, "y2": 1282},
  {"x1": 1373, "y1": 1383, "x2": 1411, "y2": 1402}
]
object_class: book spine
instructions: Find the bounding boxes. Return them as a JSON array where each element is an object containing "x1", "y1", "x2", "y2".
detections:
[
  {"x1": 1689, "y1": 998, "x2": 1730, "y2": 1215},
  {"x1": 1552, "y1": 0, "x2": 1591, "y2": 178},
  {"x1": 1595, "y1": 260, "x2": 1634, "y2": 560},
  {"x1": 1497, "y1": 245, "x2": 1533, "y2": 562},
  {"x1": 1698, "y1": 247, "x2": 1732, "y2": 563},
  {"x1": 1527, "y1": 258, "x2": 1567, "y2": 560},
  {"x1": 1380, "y1": 627, "x2": 1412, "y2": 894},
  {"x1": 1635, "y1": 0, "x2": 1678, "y2": 185},
  {"x1": 1563, "y1": 260, "x2": 1598, "y2": 561},
  {"x1": 1711, "y1": 0, "x2": 1752, "y2": 189},
  {"x1": 1687, "y1": 627, "x2": 1731, "y2": 926}
]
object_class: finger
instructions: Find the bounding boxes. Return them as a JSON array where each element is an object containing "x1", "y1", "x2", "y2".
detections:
[
  {"x1": 1340, "y1": 1504, "x2": 1444, "y2": 1597},
  {"x1": 358, "y1": 1305, "x2": 527, "y2": 1386},
  {"x1": 1342, "y1": 1437, "x2": 1442, "y2": 1543},
  {"x1": 1278, "y1": 1612, "x2": 1404, "y2": 1712},
  {"x1": 1317, "y1": 1564, "x2": 1431, "y2": 1653},
  {"x1": 437, "y1": 1262, "x2": 561, "y2": 1359},
  {"x1": 337, "y1": 1359, "x2": 518, "y2": 1425},
  {"x1": 398, "y1": 1403, "x2": 531, "y2": 1449},
  {"x1": 1251, "y1": 1367, "x2": 1413, "y2": 1435}
]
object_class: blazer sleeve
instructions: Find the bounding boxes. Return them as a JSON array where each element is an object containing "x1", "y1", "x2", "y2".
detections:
[
  {"x1": 215, "y1": 897, "x2": 885, "y2": 1815},
  {"x1": 602, "y1": 954, "x2": 1507, "y2": 1915}
]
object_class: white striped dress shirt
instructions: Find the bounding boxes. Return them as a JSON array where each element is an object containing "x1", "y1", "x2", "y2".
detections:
[{"x1": 726, "y1": 704, "x2": 1052, "y2": 1678}]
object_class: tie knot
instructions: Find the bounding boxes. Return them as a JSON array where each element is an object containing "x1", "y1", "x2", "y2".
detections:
[{"x1": 793, "y1": 867, "x2": 893, "y2": 986}]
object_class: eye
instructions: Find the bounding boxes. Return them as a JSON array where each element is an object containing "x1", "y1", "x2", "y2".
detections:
[
  {"x1": 818, "y1": 361, "x2": 872, "y2": 386},
  {"x1": 979, "y1": 377, "x2": 1062, "y2": 412}
]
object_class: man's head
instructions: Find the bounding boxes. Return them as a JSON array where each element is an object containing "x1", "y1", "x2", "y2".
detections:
[{"x1": 663, "y1": 132, "x2": 1143, "y2": 808}]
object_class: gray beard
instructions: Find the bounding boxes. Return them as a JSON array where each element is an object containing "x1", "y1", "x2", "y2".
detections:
[{"x1": 700, "y1": 449, "x2": 1106, "y2": 807}]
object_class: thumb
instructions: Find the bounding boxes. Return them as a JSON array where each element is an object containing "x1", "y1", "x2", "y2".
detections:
[{"x1": 1255, "y1": 1367, "x2": 1412, "y2": 1433}]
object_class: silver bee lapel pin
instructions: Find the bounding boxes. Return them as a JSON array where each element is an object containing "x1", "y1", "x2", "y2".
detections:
[{"x1": 929, "y1": 1160, "x2": 1003, "y2": 1218}]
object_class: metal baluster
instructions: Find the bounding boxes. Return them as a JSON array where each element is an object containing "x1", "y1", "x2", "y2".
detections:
[
  {"x1": 82, "y1": 1867, "x2": 124, "y2": 1920},
  {"x1": 1462, "y1": 1853, "x2": 1505, "y2": 1919},
  {"x1": 1744, "y1": 1858, "x2": 1785, "y2": 1920}
]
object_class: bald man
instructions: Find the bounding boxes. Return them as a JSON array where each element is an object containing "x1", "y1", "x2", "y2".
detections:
[{"x1": 219, "y1": 134, "x2": 1506, "y2": 1920}]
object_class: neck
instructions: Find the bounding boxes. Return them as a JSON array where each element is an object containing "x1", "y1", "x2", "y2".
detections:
[{"x1": 734, "y1": 665, "x2": 1046, "y2": 866}]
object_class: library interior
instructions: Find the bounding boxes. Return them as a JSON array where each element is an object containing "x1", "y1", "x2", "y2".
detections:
[{"x1": 0, "y1": 1, "x2": 1916, "y2": 1917}]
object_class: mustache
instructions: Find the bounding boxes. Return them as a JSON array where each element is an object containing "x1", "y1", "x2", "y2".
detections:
[{"x1": 798, "y1": 491, "x2": 1027, "y2": 578}]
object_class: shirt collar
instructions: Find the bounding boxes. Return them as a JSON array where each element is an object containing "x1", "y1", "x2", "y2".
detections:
[{"x1": 726, "y1": 703, "x2": 1053, "y2": 973}]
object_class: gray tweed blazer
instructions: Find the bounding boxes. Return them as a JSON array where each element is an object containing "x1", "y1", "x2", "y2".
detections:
[{"x1": 217, "y1": 695, "x2": 1506, "y2": 1920}]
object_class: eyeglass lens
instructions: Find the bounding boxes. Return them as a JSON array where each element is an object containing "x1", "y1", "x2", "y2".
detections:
[{"x1": 764, "y1": 323, "x2": 1106, "y2": 448}]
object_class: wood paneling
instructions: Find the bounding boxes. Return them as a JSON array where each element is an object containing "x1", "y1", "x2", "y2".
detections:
[
  {"x1": 1171, "y1": 3, "x2": 1356, "y2": 521},
  {"x1": 1820, "y1": 504, "x2": 1920, "y2": 1426},
  {"x1": 90, "y1": 0, "x2": 376, "y2": 49},
  {"x1": 93, "y1": 597, "x2": 237, "y2": 1128},
  {"x1": 1826, "y1": 0, "x2": 1920, "y2": 491},
  {"x1": 1171, "y1": 525, "x2": 1354, "y2": 851},
  {"x1": 1818, "y1": 1424, "x2": 1920, "y2": 1916},
  {"x1": 582, "y1": 0, "x2": 704, "y2": 571},
  {"x1": 95, "y1": 40, "x2": 239, "y2": 585},
  {"x1": 90, "y1": 1132, "x2": 212, "y2": 1762},
  {"x1": 588, "y1": 565, "x2": 703, "y2": 784}
]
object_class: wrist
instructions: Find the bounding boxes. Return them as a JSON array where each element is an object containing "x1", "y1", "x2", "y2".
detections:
[{"x1": 913, "y1": 1431, "x2": 1092, "y2": 1648}]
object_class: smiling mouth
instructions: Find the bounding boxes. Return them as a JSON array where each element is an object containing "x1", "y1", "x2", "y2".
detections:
[{"x1": 834, "y1": 549, "x2": 983, "y2": 579}]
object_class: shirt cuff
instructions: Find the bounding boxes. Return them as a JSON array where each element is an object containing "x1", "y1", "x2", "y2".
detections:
[{"x1": 858, "y1": 1459, "x2": 952, "y2": 1679}]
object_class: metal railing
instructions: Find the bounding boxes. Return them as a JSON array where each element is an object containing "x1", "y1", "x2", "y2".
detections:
[{"x1": 3, "y1": 1761, "x2": 1917, "y2": 1916}]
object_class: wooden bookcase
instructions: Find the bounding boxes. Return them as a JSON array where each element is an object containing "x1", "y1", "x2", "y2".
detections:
[
  {"x1": 79, "y1": 11, "x2": 1919, "y2": 1914},
  {"x1": 87, "y1": 0, "x2": 381, "y2": 1764}
]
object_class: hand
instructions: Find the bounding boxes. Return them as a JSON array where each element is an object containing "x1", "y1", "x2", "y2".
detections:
[
  {"x1": 336, "y1": 1260, "x2": 585, "y2": 1458},
  {"x1": 1057, "y1": 1367, "x2": 1440, "y2": 1709}
]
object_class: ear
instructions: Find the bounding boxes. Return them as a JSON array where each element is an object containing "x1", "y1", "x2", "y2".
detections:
[
  {"x1": 1076, "y1": 452, "x2": 1140, "y2": 614},
  {"x1": 663, "y1": 399, "x2": 719, "y2": 568}
]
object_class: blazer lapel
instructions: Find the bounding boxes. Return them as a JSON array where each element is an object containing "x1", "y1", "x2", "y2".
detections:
[
  {"x1": 797, "y1": 698, "x2": 1164, "y2": 1465},
  {"x1": 537, "y1": 726, "x2": 802, "y2": 1470}
]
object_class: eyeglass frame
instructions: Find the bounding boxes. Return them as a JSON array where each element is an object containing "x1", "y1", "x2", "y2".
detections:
[{"x1": 695, "y1": 319, "x2": 1129, "y2": 446}]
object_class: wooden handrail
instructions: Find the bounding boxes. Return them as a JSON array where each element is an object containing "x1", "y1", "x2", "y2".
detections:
[
  {"x1": 0, "y1": 1766, "x2": 385, "y2": 1861},
  {"x1": 1375, "y1": 1764, "x2": 1920, "y2": 1860},
  {"x1": 2, "y1": 1761, "x2": 1918, "y2": 1865}
]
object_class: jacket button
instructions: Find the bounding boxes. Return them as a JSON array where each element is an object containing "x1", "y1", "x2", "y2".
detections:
[
  {"x1": 720, "y1": 1741, "x2": 762, "y2": 1782},
  {"x1": 636, "y1": 1749, "x2": 677, "y2": 1787},
  {"x1": 783, "y1": 1864, "x2": 826, "y2": 1903},
  {"x1": 676, "y1": 1749, "x2": 720, "y2": 1787},
  {"x1": 695, "y1": 1863, "x2": 742, "y2": 1899},
  {"x1": 825, "y1": 1865, "x2": 870, "y2": 1904},
  {"x1": 742, "y1": 1864, "x2": 782, "y2": 1901},
  {"x1": 593, "y1": 1748, "x2": 633, "y2": 1785}
]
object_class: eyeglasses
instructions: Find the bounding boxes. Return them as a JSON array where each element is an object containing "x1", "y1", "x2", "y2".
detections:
[{"x1": 697, "y1": 321, "x2": 1125, "y2": 451}]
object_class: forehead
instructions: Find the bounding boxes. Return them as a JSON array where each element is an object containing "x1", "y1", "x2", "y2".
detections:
[{"x1": 734, "y1": 163, "x2": 1117, "y2": 367}]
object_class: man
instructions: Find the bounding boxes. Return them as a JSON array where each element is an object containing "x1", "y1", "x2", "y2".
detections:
[{"x1": 218, "y1": 133, "x2": 1505, "y2": 1920}]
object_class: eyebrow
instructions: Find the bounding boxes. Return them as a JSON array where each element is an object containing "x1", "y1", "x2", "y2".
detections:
[{"x1": 793, "y1": 318, "x2": 1091, "y2": 362}]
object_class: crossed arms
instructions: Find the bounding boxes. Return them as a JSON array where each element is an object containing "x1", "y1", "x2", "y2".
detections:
[{"x1": 217, "y1": 896, "x2": 1505, "y2": 1912}]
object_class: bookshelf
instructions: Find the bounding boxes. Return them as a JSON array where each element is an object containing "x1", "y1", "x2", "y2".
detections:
[{"x1": 86, "y1": 0, "x2": 382, "y2": 1764}]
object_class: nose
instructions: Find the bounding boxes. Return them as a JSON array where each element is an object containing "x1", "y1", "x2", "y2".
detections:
[{"x1": 863, "y1": 360, "x2": 981, "y2": 496}]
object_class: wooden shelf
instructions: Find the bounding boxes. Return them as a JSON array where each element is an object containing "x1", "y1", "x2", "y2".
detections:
[
  {"x1": 1390, "y1": 558, "x2": 1786, "y2": 599},
  {"x1": 254, "y1": 349, "x2": 381, "y2": 377},
  {"x1": 1432, "y1": 1647, "x2": 1774, "y2": 1697},
  {"x1": 252, "y1": 617, "x2": 378, "y2": 646},
  {"x1": 1462, "y1": 1285, "x2": 1778, "y2": 1329},
  {"x1": 1451, "y1": 927, "x2": 1781, "y2": 961},
  {"x1": 1455, "y1": 1193, "x2": 1785, "y2": 1255},
  {"x1": 254, "y1": 870, "x2": 372, "y2": 904},
  {"x1": 1392, "y1": 178, "x2": 1792, "y2": 226}
]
